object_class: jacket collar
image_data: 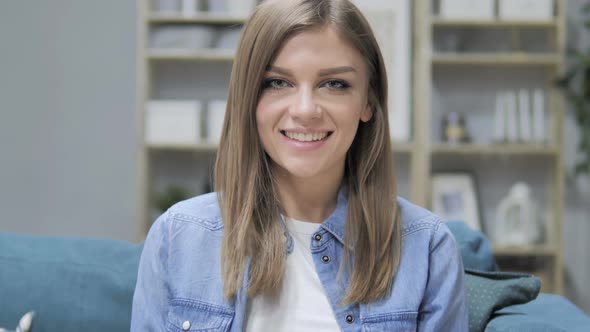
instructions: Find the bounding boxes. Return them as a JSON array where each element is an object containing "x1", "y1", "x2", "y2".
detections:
[
  {"x1": 280, "y1": 182, "x2": 349, "y2": 253},
  {"x1": 319, "y1": 183, "x2": 349, "y2": 246}
]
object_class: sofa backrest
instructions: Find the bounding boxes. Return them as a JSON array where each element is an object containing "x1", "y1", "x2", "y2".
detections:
[{"x1": 0, "y1": 232, "x2": 142, "y2": 332}]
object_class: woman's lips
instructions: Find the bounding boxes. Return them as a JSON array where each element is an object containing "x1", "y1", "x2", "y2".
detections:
[{"x1": 279, "y1": 130, "x2": 333, "y2": 151}]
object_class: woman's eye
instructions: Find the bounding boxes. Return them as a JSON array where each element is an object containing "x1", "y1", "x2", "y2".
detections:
[
  {"x1": 262, "y1": 78, "x2": 291, "y2": 90},
  {"x1": 323, "y1": 80, "x2": 350, "y2": 90}
]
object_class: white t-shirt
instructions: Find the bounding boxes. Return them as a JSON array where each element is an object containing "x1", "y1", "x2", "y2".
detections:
[{"x1": 245, "y1": 217, "x2": 341, "y2": 331}]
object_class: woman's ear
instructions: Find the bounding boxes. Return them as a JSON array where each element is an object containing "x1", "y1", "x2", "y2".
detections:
[{"x1": 360, "y1": 103, "x2": 373, "y2": 123}]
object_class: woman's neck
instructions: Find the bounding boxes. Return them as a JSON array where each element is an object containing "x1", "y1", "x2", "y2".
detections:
[{"x1": 274, "y1": 166, "x2": 344, "y2": 224}]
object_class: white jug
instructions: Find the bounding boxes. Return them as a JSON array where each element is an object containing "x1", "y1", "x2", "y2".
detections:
[{"x1": 494, "y1": 182, "x2": 541, "y2": 245}]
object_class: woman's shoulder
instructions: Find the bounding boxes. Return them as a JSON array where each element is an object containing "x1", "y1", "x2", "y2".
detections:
[
  {"x1": 150, "y1": 192, "x2": 224, "y2": 236},
  {"x1": 396, "y1": 196, "x2": 444, "y2": 238},
  {"x1": 395, "y1": 196, "x2": 459, "y2": 266}
]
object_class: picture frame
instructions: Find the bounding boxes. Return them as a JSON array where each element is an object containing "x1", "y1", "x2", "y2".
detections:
[{"x1": 431, "y1": 172, "x2": 482, "y2": 231}]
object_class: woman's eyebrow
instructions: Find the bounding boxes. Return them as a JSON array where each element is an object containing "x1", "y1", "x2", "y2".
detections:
[
  {"x1": 267, "y1": 66, "x2": 292, "y2": 76},
  {"x1": 266, "y1": 66, "x2": 356, "y2": 76},
  {"x1": 318, "y1": 66, "x2": 356, "y2": 76}
]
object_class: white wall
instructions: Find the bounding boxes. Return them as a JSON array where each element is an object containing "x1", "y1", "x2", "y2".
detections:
[{"x1": 0, "y1": 0, "x2": 138, "y2": 241}]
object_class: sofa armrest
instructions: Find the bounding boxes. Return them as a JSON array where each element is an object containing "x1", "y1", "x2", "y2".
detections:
[{"x1": 485, "y1": 294, "x2": 590, "y2": 332}]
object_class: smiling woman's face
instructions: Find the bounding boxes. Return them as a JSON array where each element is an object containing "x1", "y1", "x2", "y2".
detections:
[{"x1": 256, "y1": 25, "x2": 372, "y2": 183}]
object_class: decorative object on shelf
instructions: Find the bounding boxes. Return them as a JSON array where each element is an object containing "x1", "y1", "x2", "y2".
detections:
[
  {"x1": 153, "y1": 0, "x2": 180, "y2": 13},
  {"x1": 498, "y1": 0, "x2": 554, "y2": 22},
  {"x1": 493, "y1": 182, "x2": 542, "y2": 246},
  {"x1": 518, "y1": 89, "x2": 532, "y2": 142},
  {"x1": 556, "y1": 3, "x2": 590, "y2": 176},
  {"x1": 431, "y1": 173, "x2": 482, "y2": 232},
  {"x1": 494, "y1": 90, "x2": 546, "y2": 144},
  {"x1": 206, "y1": 100, "x2": 227, "y2": 144},
  {"x1": 442, "y1": 111, "x2": 470, "y2": 144},
  {"x1": 214, "y1": 26, "x2": 242, "y2": 50},
  {"x1": 181, "y1": 0, "x2": 197, "y2": 17},
  {"x1": 150, "y1": 25, "x2": 215, "y2": 50},
  {"x1": 356, "y1": 1, "x2": 411, "y2": 142},
  {"x1": 505, "y1": 91, "x2": 519, "y2": 143},
  {"x1": 493, "y1": 92, "x2": 507, "y2": 142},
  {"x1": 146, "y1": 100, "x2": 202, "y2": 145},
  {"x1": 153, "y1": 185, "x2": 193, "y2": 212},
  {"x1": 439, "y1": 0, "x2": 494, "y2": 20},
  {"x1": 532, "y1": 89, "x2": 546, "y2": 143}
]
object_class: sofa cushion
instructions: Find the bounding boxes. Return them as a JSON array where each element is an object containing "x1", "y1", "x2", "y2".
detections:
[
  {"x1": 485, "y1": 294, "x2": 590, "y2": 332},
  {"x1": 0, "y1": 232, "x2": 142, "y2": 332},
  {"x1": 446, "y1": 221, "x2": 497, "y2": 272},
  {"x1": 465, "y1": 269, "x2": 541, "y2": 332}
]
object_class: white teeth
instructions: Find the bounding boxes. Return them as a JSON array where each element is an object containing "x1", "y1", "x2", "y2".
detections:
[{"x1": 284, "y1": 131, "x2": 328, "y2": 142}]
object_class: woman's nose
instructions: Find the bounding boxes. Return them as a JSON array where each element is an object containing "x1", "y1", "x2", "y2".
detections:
[{"x1": 291, "y1": 86, "x2": 321, "y2": 121}]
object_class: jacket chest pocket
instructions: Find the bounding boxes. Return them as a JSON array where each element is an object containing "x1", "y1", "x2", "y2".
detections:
[
  {"x1": 166, "y1": 300, "x2": 233, "y2": 332},
  {"x1": 362, "y1": 312, "x2": 419, "y2": 332}
]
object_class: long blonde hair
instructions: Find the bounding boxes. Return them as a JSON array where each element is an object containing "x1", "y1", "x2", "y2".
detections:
[{"x1": 214, "y1": 0, "x2": 400, "y2": 304}]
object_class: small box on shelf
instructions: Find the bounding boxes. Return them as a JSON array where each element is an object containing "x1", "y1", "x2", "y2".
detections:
[
  {"x1": 146, "y1": 100, "x2": 202, "y2": 145},
  {"x1": 205, "y1": 0, "x2": 258, "y2": 15},
  {"x1": 206, "y1": 100, "x2": 227, "y2": 144},
  {"x1": 439, "y1": 0, "x2": 495, "y2": 20},
  {"x1": 498, "y1": 0, "x2": 554, "y2": 22}
]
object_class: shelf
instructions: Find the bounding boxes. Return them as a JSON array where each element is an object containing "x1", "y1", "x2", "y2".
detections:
[
  {"x1": 432, "y1": 17, "x2": 558, "y2": 28},
  {"x1": 148, "y1": 49, "x2": 235, "y2": 61},
  {"x1": 432, "y1": 53, "x2": 560, "y2": 66},
  {"x1": 147, "y1": 142, "x2": 218, "y2": 152},
  {"x1": 148, "y1": 12, "x2": 248, "y2": 24},
  {"x1": 492, "y1": 244, "x2": 558, "y2": 257},
  {"x1": 147, "y1": 142, "x2": 414, "y2": 153},
  {"x1": 431, "y1": 143, "x2": 558, "y2": 156}
]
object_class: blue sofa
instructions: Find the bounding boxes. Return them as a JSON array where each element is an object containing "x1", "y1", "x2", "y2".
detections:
[{"x1": 0, "y1": 223, "x2": 588, "y2": 331}]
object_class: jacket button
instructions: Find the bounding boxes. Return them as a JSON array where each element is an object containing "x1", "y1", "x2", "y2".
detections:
[
  {"x1": 346, "y1": 315, "x2": 354, "y2": 323},
  {"x1": 314, "y1": 234, "x2": 322, "y2": 241},
  {"x1": 182, "y1": 320, "x2": 191, "y2": 330},
  {"x1": 321, "y1": 255, "x2": 330, "y2": 263}
]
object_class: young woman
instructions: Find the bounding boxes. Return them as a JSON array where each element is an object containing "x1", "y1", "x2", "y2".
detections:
[{"x1": 132, "y1": 0, "x2": 468, "y2": 331}]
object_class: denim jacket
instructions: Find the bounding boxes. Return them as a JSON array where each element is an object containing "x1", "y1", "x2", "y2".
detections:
[{"x1": 131, "y1": 189, "x2": 468, "y2": 331}]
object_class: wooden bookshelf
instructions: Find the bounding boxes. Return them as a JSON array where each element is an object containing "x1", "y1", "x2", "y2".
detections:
[{"x1": 415, "y1": 0, "x2": 567, "y2": 294}]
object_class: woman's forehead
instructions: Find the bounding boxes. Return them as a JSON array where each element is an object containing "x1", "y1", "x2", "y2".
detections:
[{"x1": 269, "y1": 26, "x2": 367, "y2": 72}]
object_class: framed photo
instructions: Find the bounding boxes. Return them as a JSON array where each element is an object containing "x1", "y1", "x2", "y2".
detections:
[{"x1": 431, "y1": 173, "x2": 482, "y2": 231}]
